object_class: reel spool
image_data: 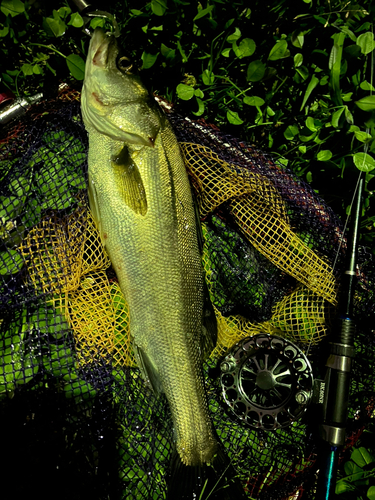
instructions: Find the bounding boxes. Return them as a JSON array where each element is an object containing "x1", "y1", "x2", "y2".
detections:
[{"x1": 220, "y1": 334, "x2": 314, "y2": 430}]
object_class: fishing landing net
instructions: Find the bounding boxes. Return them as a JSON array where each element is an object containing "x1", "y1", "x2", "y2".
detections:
[{"x1": 0, "y1": 89, "x2": 374, "y2": 500}]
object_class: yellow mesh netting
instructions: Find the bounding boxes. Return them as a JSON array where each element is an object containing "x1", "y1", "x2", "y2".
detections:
[
  {"x1": 19, "y1": 197, "x2": 134, "y2": 367},
  {"x1": 60, "y1": 208, "x2": 134, "y2": 367},
  {"x1": 19, "y1": 141, "x2": 338, "y2": 366},
  {"x1": 67, "y1": 271, "x2": 134, "y2": 366},
  {"x1": 231, "y1": 196, "x2": 337, "y2": 304},
  {"x1": 81, "y1": 209, "x2": 111, "y2": 276},
  {"x1": 201, "y1": 224, "x2": 330, "y2": 359},
  {"x1": 68, "y1": 271, "x2": 115, "y2": 363},
  {"x1": 208, "y1": 288, "x2": 330, "y2": 360},
  {"x1": 180, "y1": 142, "x2": 288, "y2": 220},
  {"x1": 19, "y1": 199, "x2": 110, "y2": 295},
  {"x1": 111, "y1": 282, "x2": 135, "y2": 366},
  {"x1": 48, "y1": 273, "x2": 135, "y2": 368},
  {"x1": 268, "y1": 285, "x2": 329, "y2": 345},
  {"x1": 19, "y1": 205, "x2": 87, "y2": 295},
  {"x1": 180, "y1": 142, "x2": 337, "y2": 307}
]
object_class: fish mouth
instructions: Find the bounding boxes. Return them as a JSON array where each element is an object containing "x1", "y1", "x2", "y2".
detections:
[{"x1": 90, "y1": 28, "x2": 117, "y2": 69}]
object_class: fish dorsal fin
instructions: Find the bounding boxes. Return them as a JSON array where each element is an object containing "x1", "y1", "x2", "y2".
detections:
[
  {"x1": 133, "y1": 343, "x2": 163, "y2": 394},
  {"x1": 112, "y1": 144, "x2": 147, "y2": 216}
]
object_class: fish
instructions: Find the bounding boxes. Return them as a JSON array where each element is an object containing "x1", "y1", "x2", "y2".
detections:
[{"x1": 81, "y1": 28, "x2": 245, "y2": 499}]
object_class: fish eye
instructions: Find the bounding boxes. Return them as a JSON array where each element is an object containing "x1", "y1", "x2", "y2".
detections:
[{"x1": 117, "y1": 55, "x2": 133, "y2": 73}]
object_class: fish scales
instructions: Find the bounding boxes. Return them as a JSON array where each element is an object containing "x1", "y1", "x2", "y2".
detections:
[{"x1": 81, "y1": 28, "x2": 218, "y2": 467}]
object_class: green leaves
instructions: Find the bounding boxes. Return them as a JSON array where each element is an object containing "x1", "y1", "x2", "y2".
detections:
[
  {"x1": 331, "y1": 107, "x2": 344, "y2": 128},
  {"x1": 344, "y1": 105, "x2": 353, "y2": 125},
  {"x1": 268, "y1": 40, "x2": 289, "y2": 61},
  {"x1": 317, "y1": 150, "x2": 333, "y2": 161},
  {"x1": 300, "y1": 75, "x2": 319, "y2": 110},
  {"x1": 175, "y1": 82, "x2": 206, "y2": 115},
  {"x1": 0, "y1": 299, "x2": 98, "y2": 399},
  {"x1": 351, "y1": 448, "x2": 375, "y2": 468},
  {"x1": 291, "y1": 31, "x2": 304, "y2": 49},
  {"x1": 0, "y1": 24, "x2": 9, "y2": 36},
  {"x1": 21, "y1": 63, "x2": 34, "y2": 76},
  {"x1": 1, "y1": 0, "x2": 375, "y2": 253},
  {"x1": 232, "y1": 38, "x2": 256, "y2": 59},
  {"x1": 202, "y1": 69, "x2": 215, "y2": 85},
  {"x1": 68, "y1": 12, "x2": 84, "y2": 28},
  {"x1": 360, "y1": 81, "x2": 375, "y2": 91},
  {"x1": 176, "y1": 83, "x2": 194, "y2": 100},
  {"x1": 0, "y1": 0, "x2": 24, "y2": 17},
  {"x1": 246, "y1": 60, "x2": 265, "y2": 82},
  {"x1": 227, "y1": 110, "x2": 244, "y2": 125},
  {"x1": 357, "y1": 32, "x2": 375, "y2": 55},
  {"x1": 43, "y1": 10, "x2": 66, "y2": 37},
  {"x1": 193, "y1": 4, "x2": 213, "y2": 21},
  {"x1": 64, "y1": 377, "x2": 96, "y2": 401},
  {"x1": 330, "y1": 32, "x2": 346, "y2": 106},
  {"x1": 151, "y1": 0, "x2": 167, "y2": 17},
  {"x1": 244, "y1": 96, "x2": 265, "y2": 107},
  {"x1": 227, "y1": 27, "x2": 241, "y2": 43},
  {"x1": 192, "y1": 97, "x2": 205, "y2": 116},
  {"x1": 0, "y1": 129, "x2": 86, "y2": 245},
  {"x1": 66, "y1": 54, "x2": 85, "y2": 80},
  {"x1": 336, "y1": 446, "x2": 375, "y2": 496},
  {"x1": 353, "y1": 153, "x2": 375, "y2": 172},
  {"x1": 284, "y1": 125, "x2": 299, "y2": 140},
  {"x1": 294, "y1": 53, "x2": 303, "y2": 67},
  {"x1": 141, "y1": 51, "x2": 159, "y2": 69},
  {"x1": 160, "y1": 43, "x2": 175, "y2": 62},
  {"x1": 355, "y1": 95, "x2": 375, "y2": 111},
  {"x1": 305, "y1": 116, "x2": 318, "y2": 132},
  {"x1": 0, "y1": 2, "x2": 91, "y2": 86},
  {"x1": 354, "y1": 130, "x2": 372, "y2": 143}
]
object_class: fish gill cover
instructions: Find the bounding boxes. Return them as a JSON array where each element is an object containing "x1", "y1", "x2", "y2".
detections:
[{"x1": 0, "y1": 89, "x2": 374, "y2": 500}]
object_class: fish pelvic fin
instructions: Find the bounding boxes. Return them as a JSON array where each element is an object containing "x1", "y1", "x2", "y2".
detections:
[
  {"x1": 111, "y1": 144, "x2": 147, "y2": 216},
  {"x1": 167, "y1": 447, "x2": 247, "y2": 500},
  {"x1": 133, "y1": 343, "x2": 163, "y2": 394}
]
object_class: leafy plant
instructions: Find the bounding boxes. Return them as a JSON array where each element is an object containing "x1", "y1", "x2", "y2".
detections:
[
  {"x1": 336, "y1": 446, "x2": 375, "y2": 499},
  {"x1": 116, "y1": 0, "x2": 375, "y2": 251},
  {"x1": 0, "y1": 0, "x2": 88, "y2": 95},
  {"x1": 0, "y1": 299, "x2": 99, "y2": 407},
  {"x1": 2, "y1": 0, "x2": 374, "y2": 252}
]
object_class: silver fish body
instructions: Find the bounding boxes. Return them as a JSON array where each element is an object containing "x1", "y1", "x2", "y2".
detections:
[{"x1": 81, "y1": 28, "x2": 218, "y2": 467}]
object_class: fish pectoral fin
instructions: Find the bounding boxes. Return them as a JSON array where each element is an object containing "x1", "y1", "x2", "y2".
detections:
[
  {"x1": 200, "y1": 280, "x2": 217, "y2": 360},
  {"x1": 112, "y1": 144, "x2": 147, "y2": 216},
  {"x1": 88, "y1": 172, "x2": 106, "y2": 247},
  {"x1": 133, "y1": 343, "x2": 163, "y2": 394}
]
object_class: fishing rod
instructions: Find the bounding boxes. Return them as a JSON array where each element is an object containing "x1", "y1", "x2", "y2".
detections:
[{"x1": 315, "y1": 171, "x2": 364, "y2": 498}]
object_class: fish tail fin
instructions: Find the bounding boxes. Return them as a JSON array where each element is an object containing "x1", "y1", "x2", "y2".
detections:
[{"x1": 167, "y1": 448, "x2": 247, "y2": 500}]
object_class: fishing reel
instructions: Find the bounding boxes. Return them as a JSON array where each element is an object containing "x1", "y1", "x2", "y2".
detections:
[{"x1": 220, "y1": 334, "x2": 314, "y2": 430}]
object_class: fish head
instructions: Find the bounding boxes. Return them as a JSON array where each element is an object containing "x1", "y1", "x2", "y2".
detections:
[{"x1": 81, "y1": 28, "x2": 161, "y2": 147}]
